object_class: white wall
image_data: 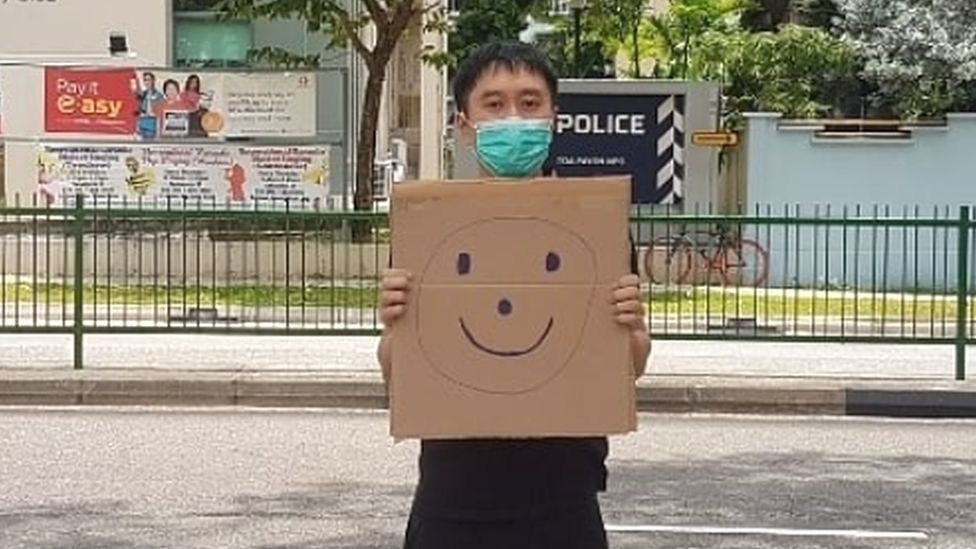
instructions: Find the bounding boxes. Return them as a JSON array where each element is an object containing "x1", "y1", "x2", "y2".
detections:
[
  {"x1": 0, "y1": 0, "x2": 171, "y2": 66},
  {"x1": 743, "y1": 113, "x2": 976, "y2": 290}
]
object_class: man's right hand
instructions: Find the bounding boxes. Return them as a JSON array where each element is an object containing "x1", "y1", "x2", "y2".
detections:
[{"x1": 379, "y1": 269, "x2": 413, "y2": 328}]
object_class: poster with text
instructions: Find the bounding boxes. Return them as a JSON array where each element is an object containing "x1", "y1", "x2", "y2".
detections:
[
  {"x1": 35, "y1": 143, "x2": 334, "y2": 210},
  {"x1": 44, "y1": 67, "x2": 138, "y2": 135},
  {"x1": 222, "y1": 72, "x2": 316, "y2": 137},
  {"x1": 44, "y1": 67, "x2": 317, "y2": 140}
]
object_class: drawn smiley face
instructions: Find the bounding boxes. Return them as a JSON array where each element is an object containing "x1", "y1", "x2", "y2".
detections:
[{"x1": 415, "y1": 218, "x2": 598, "y2": 394}]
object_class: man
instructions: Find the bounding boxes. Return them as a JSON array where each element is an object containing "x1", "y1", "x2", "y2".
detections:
[
  {"x1": 377, "y1": 41, "x2": 651, "y2": 549},
  {"x1": 135, "y1": 72, "x2": 164, "y2": 139}
]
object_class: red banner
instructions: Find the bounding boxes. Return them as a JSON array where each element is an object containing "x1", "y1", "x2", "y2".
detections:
[{"x1": 44, "y1": 68, "x2": 138, "y2": 134}]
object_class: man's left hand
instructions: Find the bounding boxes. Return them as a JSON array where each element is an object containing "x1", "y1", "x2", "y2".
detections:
[{"x1": 611, "y1": 274, "x2": 646, "y2": 333}]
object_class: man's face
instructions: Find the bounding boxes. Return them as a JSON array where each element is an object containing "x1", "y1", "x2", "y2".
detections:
[
  {"x1": 457, "y1": 65, "x2": 555, "y2": 147},
  {"x1": 143, "y1": 74, "x2": 155, "y2": 89}
]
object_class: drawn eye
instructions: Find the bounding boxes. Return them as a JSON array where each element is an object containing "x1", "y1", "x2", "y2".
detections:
[
  {"x1": 546, "y1": 252, "x2": 561, "y2": 272},
  {"x1": 457, "y1": 252, "x2": 471, "y2": 275}
]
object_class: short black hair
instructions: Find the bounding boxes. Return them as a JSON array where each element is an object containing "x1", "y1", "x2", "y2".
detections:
[{"x1": 453, "y1": 41, "x2": 558, "y2": 115}]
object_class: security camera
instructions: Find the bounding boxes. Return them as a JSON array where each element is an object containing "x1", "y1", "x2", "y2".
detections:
[{"x1": 109, "y1": 32, "x2": 128, "y2": 56}]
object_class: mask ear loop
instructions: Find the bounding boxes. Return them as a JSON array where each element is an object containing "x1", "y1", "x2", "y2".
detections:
[{"x1": 457, "y1": 112, "x2": 481, "y2": 156}]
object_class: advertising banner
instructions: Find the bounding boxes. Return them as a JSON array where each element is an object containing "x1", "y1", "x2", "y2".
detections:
[
  {"x1": 550, "y1": 93, "x2": 686, "y2": 205},
  {"x1": 44, "y1": 67, "x2": 317, "y2": 139},
  {"x1": 44, "y1": 68, "x2": 138, "y2": 134},
  {"x1": 34, "y1": 142, "x2": 332, "y2": 209}
]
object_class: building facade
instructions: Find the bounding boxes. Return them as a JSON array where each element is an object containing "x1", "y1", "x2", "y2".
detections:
[{"x1": 0, "y1": 0, "x2": 447, "y2": 200}]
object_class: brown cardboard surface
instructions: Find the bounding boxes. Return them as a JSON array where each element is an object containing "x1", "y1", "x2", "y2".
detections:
[{"x1": 389, "y1": 177, "x2": 636, "y2": 439}]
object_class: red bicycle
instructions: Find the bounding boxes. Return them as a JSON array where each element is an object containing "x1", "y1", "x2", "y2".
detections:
[{"x1": 645, "y1": 226, "x2": 769, "y2": 288}]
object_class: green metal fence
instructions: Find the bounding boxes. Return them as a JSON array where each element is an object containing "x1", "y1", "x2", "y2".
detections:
[{"x1": 1, "y1": 197, "x2": 973, "y2": 378}]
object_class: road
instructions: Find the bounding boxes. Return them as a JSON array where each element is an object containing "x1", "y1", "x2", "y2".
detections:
[
  {"x1": 1, "y1": 334, "x2": 972, "y2": 379},
  {"x1": 0, "y1": 409, "x2": 973, "y2": 549}
]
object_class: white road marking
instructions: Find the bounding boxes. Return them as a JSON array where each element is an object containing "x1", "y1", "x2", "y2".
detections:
[{"x1": 605, "y1": 524, "x2": 929, "y2": 540}]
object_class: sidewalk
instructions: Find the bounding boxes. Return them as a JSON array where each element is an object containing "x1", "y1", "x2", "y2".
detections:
[
  {"x1": 1, "y1": 368, "x2": 974, "y2": 417},
  {"x1": 0, "y1": 336, "x2": 974, "y2": 417}
]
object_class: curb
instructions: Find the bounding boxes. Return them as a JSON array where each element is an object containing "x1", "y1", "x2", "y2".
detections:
[{"x1": 2, "y1": 371, "x2": 975, "y2": 417}]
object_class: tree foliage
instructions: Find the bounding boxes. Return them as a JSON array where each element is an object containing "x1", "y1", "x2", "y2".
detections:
[
  {"x1": 837, "y1": 0, "x2": 976, "y2": 117},
  {"x1": 740, "y1": 0, "x2": 841, "y2": 31},
  {"x1": 644, "y1": 0, "x2": 749, "y2": 79},
  {"x1": 696, "y1": 24, "x2": 858, "y2": 126},
  {"x1": 449, "y1": 0, "x2": 541, "y2": 67},
  {"x1": 584, "y1": 0, "x2": 648, "y2": 77}
]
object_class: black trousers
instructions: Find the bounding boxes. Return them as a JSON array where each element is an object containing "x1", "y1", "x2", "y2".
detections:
[{"x1": 402, "y1": 498, "x2": 608, "y2": 549}]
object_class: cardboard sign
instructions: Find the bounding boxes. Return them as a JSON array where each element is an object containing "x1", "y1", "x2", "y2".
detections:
[{"x1": 389, "y1": 177, "x2": 637, "y2": 439}]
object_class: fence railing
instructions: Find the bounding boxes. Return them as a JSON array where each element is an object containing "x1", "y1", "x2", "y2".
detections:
[
  {"x1": 636, "y1": 205, "x2": 974, "y2": 380},
  {"x1": 1, "y1": 198, "x2": 973, "y2": 378}
]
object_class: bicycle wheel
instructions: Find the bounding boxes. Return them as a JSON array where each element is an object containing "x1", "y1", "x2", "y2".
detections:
[
  {"x1": 720, "y1": 238, "x2": 770, "y2": 288},
  {"x1": 646, "y1": 236, "x2": 695, "y2": 286}
]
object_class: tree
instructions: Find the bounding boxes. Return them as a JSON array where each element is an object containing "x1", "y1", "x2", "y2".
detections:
[
  {"x1": 449, "y1": 0, "x2": 540, "y2": 67},
  {"x1": 695, "y1": 24, "x2": 857, "y2": 126},
  {"x1": 531, "y1": 23, "x2": 615, "y2": 78},
  {"x1": 741, "y1": 0, "x2": 840, "y2": 31},
  {"x1": 837, "y1": 0, "x2": 976, "y2": 118},
  {"x1": 795, "y1": 0, "x2": 841, "y2": 29},
  {"x1": 645, "y1": 0, "x2": 748, "y2": 79},
  {"x1": 584, "y1": 0, "x2": 647, "y2": 77},
  {"x1": 217, "y1": 0, "x2": 446, "y2": 214},
  {"x1": 740, "y1": 0, "x2": 792, "y2": 31}
]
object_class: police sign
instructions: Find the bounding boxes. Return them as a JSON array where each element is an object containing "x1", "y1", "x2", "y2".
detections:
[{"x1": 549, "y1": 93, "x2": 685, "y2": 204}]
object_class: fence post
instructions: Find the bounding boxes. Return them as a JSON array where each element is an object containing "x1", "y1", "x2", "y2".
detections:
[
  {"x1": 956, "y1": 205, "x2": 970, "y2": 381},
  {"x1": 73, "y1": 196, "x2": 85, "y2": 370}
]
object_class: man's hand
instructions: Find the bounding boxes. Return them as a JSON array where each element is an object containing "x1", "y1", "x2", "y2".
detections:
[
  {"x1": 611, "y1": 274, "x2": 651, "y2": 378},
  {"x1": 379, "y1": 269, "x2": 413, "y2": 328},
  {"x1": 377, "y1": 269, "x2": 413, "y2": 386},
  {"x1": 611, "y1": 274, "x2": 646, "y2": 333}
]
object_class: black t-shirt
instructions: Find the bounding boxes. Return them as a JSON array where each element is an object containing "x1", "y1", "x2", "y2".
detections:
[{"x1": 410, "y1": 240, "x2": 640, "y2": 520}]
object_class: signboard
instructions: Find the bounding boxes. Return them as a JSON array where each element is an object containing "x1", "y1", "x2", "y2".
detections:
[
  {"x1": 550, "y1": 93, "x2": 686, "y2": 205},
  {"x1": 33, "y1": 142, "x2": 332, "y2": 209},
  {"x1": 44, "y1": 68, "x2": 138, "y2": 134},
  {"x1": 692, "y1": 131, "x2": 738, "y2": 147},
  {"x1": 44, "y1": 67, "x2": 317, "y2": 139}
]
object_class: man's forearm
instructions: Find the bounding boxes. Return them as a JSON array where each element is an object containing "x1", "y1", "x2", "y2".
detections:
[
  {"x1": 631, "y1": 330, "x2": 651, "y2": 379},
  {"x1": 378, "y1": 331, "x2": 393, "y2": 386}
]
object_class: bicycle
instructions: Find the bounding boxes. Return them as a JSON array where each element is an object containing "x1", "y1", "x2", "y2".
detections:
[{"x1": 644, "y1": 223, "x2": 770, "y2": 288}]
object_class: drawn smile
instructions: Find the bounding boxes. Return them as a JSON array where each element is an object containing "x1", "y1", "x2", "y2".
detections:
[{"x1": 459, "y1": 317, "x2": 555, "y2": 358}]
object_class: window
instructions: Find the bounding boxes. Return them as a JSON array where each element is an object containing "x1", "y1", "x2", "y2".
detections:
[
  {"x1": 175, "y1": 18, "x2": 252, "y2": 67},
  {"x1": 174, "y1": 2, "x2": 252, "y2": 68},
  {"x1": 174, "y1": 0, "x2": 222, "y2": 11}
]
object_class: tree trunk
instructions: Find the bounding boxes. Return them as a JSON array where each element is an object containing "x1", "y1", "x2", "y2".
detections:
[
  {"x1": 354, "y1": 65, "x2": 387, "y2": 213},
  {"x1": 632, "y1": 24, "x2": 641, "y2": 78},
  {"x1": 349, "y1": 5, "x2": 416, "y2": 240}
]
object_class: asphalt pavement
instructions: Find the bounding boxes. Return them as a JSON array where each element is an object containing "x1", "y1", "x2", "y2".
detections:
[{"x1": 0, "y1": 408, "x2": 973, "y2": 549}]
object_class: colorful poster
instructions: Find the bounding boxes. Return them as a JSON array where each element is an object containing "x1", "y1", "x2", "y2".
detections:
[
  {"x1": 34, "y1": 143, "x2": 333, "y2": 209},
  {"x1": 43, "y1": 67, "x2": 317, "y2": 139},
  {"x1": 131, "y1": 70, "x2": 226, "y2": 139},
  {"x1": 44, "y1": 68, "x2": 139, "y2": 134}
]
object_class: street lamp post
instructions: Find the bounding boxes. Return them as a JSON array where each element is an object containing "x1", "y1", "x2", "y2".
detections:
[{"x1": 568, "y1": 0, "x2": 585, "y2": 78}]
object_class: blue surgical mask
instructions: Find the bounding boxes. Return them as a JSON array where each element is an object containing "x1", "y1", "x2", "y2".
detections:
[{"x1": 474, "y1": 118, "x2": 553, "y2": 178}]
